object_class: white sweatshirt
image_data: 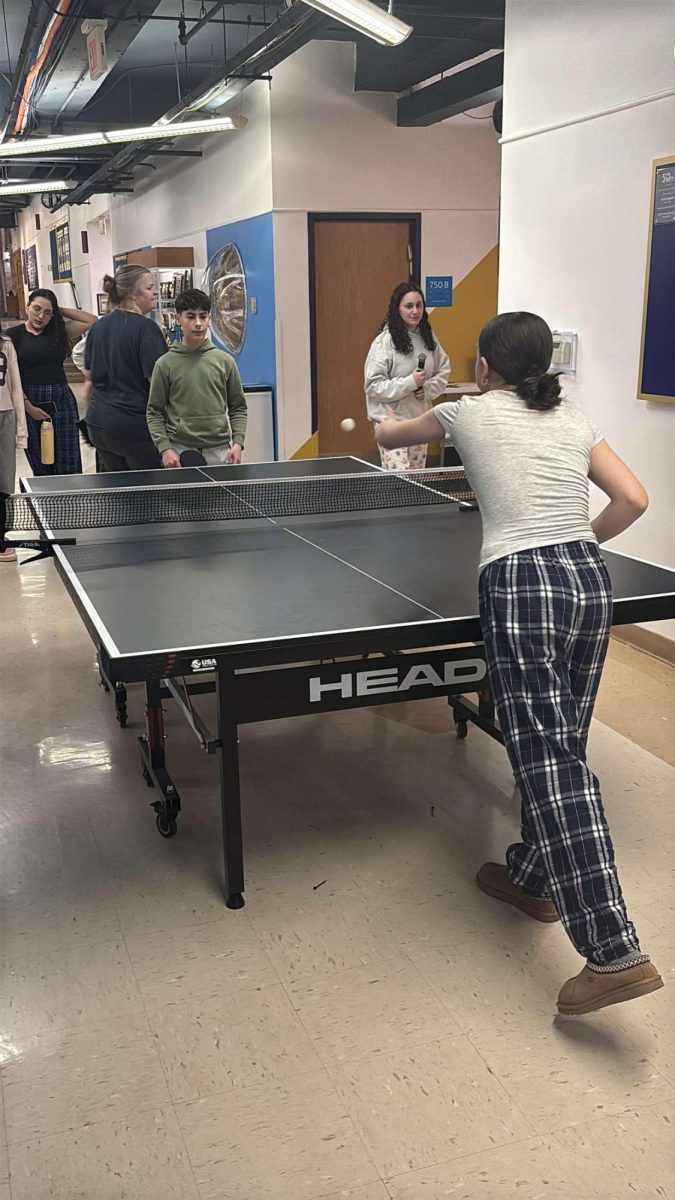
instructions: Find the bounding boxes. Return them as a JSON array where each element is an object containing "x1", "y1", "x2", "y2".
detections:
[
  {"x1": 365, "y1": 328, "x2": 450, "y2": 423},
  {"x1": 0, "y1": 336, "x2": 27, "y2": 449}
]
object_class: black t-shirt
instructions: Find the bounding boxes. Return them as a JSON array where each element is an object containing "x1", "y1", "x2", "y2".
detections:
[
  {"x1": 7, "y1": 323, "x2": 68, "y2": 386},
  {"x1": 85, "y1": 309, "x2": 167, "y2": 442}
]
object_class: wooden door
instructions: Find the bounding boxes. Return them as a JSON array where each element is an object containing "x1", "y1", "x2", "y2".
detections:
[
  {"x1": 10, "y1": 248, "x2": 26, "y2": 317},
  {"x1": 312, "y1": 219, "x2": 414, "y2": 457}
]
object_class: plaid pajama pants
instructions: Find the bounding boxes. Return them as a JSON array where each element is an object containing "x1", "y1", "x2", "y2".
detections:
[
  {"x1": 24, "y1": 383, "x2": 82, "y2": 477},
  {"x1": 479, "y1": 540, "x2": 641, "y2": 966}
]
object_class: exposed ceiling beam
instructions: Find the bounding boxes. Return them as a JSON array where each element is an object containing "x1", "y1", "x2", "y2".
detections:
[
  {"x1": 357, "y1": 14, "x2": 502, "y2": 41},
  {"x1": 355, "y1": 37, "x2": 500, "y2": 91},
  {"x1": 143, "y1": 149, "x2": 203, "y2": 157},
  {"x1": 159, "y1": 4, "x2": 326, "y2": 123},
  {"x1": 404, "y1": 17, "x2": 503, "y2": 48},
  {"x1": 45, "y1": 136, "x2": 168, "y2": 209},
  {"x1": 393, "y1": 1, "x2": 503, "y2": 18},
  {"x1": 51, "y1": 2, "x2": 327, "y2": 209},
  {"x1": 0, "y1": 153, "x2": 106, "y2": 163},
  {"x1": 0, "y1": 0, "x2": 46, "y2": 142},
  {"x1": 180, "y1": 0, "x2": 227, "y2": 45},
  {"x1": 35, "y1": 1, "x2": 166, "y2": 124},
  {"x1": 397, "y1": 52, "x2": 503, "y2": 126}
]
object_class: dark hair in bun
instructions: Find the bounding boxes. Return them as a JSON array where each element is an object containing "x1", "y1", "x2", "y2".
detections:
[{"x1": 478, "y1": 311, "x2": 562, "y2": 411}]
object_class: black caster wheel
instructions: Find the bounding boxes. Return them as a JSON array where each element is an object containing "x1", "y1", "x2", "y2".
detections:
[
  {"x1": 141, "y1": 765, "x2": 153, "y2": 788},
  {"x1": 99, "y1": 675, "x2": 110, "y2": 693},
  {"x1": 156, "y1": 813, "x2": 177, "y2": 838},
  {"x1": 455, "y1": 719, "x2": 468, "y2": 740}
]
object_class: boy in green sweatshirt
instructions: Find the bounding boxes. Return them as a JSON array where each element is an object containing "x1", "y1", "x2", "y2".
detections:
[{"x1": 147, "y1": 288, "x2": 247, "y2": 467}]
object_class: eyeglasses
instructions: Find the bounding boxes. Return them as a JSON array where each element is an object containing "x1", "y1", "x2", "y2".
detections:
[{"x1": 30, "y1": 304, "x2": 53, "y2": 317}]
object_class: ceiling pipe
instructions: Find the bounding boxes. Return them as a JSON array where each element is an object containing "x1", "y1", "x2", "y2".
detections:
[
  {"x1": 0, "y1": 0, "x2": 45, "y2": 143},
  {"x1": 179, "y1": 1, "x2": 228, "y2": 46},
  {"x1": 13, "y1": 0, "x2": 76, "y2": 137},
  {"x1": 160, "y1": 2, "x2": 324, "y2": 123}
]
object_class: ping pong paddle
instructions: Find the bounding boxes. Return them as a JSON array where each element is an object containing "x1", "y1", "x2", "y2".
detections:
[{"x1": 179, "y1": 450, "x2": 207, "y2": 467}]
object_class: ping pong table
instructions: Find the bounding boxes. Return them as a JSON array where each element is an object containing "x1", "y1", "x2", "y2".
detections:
[{"x1": 14, "y1": 455, "x2": 675, "y2": 910}]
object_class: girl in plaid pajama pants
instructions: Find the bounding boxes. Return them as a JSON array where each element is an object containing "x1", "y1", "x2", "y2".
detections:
[
  {"x1": 374, "y1": 311, "x2": 663, "y2": 1016},
  {"x1": 8, "y1": 289, "x2": 97, "y2": 479}
]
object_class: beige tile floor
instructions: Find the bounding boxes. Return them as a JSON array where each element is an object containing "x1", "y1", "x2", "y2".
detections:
[{"x1": 1, "y1": 450, "x2": 674, "y2": 1198}]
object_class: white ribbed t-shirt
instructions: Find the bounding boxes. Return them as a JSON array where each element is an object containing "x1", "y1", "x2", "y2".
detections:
[{"x1": 433, "y1": 390, "x2": 604, "y2": 571}]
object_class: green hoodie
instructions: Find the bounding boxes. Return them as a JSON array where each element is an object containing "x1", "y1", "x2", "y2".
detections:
[{"x1": 147, "y1": 341, "x2": 247, "y2": 452}]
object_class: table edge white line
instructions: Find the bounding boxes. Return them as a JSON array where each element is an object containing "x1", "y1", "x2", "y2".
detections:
[{"x1": 22, "y1": 479, "x2": 123, "y2": 661}]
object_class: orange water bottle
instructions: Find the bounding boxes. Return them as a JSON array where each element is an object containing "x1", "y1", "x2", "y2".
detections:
[{"x1": 40, "y1": 418, "x2": 55, "y2": 466}]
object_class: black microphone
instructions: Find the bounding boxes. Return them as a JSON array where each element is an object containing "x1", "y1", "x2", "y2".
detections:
[{"x1": 417, "y1": 353, "x2": 427, "y2": 370}]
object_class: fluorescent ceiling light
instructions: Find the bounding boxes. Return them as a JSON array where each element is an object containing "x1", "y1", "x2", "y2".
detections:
[
  {"x1": 0, "y1": 179, "x2": 75, "y2": 194},
  {"x1": 301, "y1": 0, "x2": 412, "y2": 46},
  {"x1": 0, "y1": 115, "x2": 247, "y2": 158},
  {"x1": 119, "y1": 116, "x2": 246, "y2": 142}
]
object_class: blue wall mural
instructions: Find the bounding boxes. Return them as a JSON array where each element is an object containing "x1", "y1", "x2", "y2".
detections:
[{"x1": 204, "y1": 212, "x2": 276, "y2": 391}]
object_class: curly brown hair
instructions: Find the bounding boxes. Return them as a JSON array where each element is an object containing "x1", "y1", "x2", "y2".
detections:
[{"x1": 379, "y1": 282, "x2": 437, "y2": 355}]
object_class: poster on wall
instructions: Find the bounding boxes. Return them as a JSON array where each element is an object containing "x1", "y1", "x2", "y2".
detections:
[
  {"x1": 23, "y1": 244, "x2": 39, "y2": 291},
  {"x1": 638, "y1": 156, "x2": 675, "y2": 403},
  {"x1": 50, "y1": 220, "x2": 73, "y2": 281}
]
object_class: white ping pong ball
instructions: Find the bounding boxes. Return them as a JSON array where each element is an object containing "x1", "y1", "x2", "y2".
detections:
[{"x1": 340, "y1": 417, "x2": 356, "y2": 432}]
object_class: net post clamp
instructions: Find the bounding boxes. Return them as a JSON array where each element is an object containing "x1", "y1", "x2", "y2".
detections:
[{"x1": 5, "y1": 536, "x2": 77, "y2": 563}]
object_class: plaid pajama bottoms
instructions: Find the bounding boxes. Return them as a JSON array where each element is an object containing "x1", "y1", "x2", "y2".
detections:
[
  {"x1": 479, "y1": 540, "x2": 641, "y2": 966},
  {"x1": 24, "y1": 383, "x2": 82, "y2": 477}
]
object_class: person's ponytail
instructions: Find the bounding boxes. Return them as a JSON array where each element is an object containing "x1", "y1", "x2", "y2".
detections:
[
  {"x1": 102, "y1": 274, "x2": 118, "y2": 310},
  {"x1": 516, "y1": 367, "x2": 562, "y2": 411},
  {"x1": 478, "y1": 313, "x2": 563, "y2": 412},
  {"x1": 103, "y1": 264, "x2": 150, "y2": 311}
]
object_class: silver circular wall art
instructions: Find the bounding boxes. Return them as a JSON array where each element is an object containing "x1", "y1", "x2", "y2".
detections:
[{"x1": 203, "y1": 242, "x2": 247, "y2": 354}]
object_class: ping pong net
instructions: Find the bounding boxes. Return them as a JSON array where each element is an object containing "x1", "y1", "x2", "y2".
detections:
[{"x1": 3, "y1": 468, "x2": 475, "y2": 537}]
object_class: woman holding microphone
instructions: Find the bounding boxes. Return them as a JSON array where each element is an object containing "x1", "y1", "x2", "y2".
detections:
[{"x1": 365, "y1": 282, "x2": 450, "y2": 470}]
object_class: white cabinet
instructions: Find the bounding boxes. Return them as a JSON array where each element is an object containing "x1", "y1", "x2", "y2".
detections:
[{"x1": 243, "y1": 387, "x2": 277, "y2": 462}]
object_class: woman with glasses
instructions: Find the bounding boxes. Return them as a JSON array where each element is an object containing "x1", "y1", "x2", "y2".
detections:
[{"x1": 8, "y1": 288, "x2": 96, "y2": 476}]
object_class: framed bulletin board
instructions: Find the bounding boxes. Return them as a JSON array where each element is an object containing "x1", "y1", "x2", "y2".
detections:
[
  {"x1": 22, "y1": 244, "x2": 39, "y2": 291},
  {"x1": 50, "y1": 220, "x2": 73, "y2": 281},
  {"x1": 638, "y1": 156, "x2": 675, "y2": 403}
]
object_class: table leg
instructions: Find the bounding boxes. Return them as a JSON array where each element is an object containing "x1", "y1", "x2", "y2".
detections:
[
  {"x1": 98, "y1": 657, "x2": 128, "y2": 728},
  {"x1": 448, "y1": 689, "x2": 502, "y2": 743},
  {"x1": 139, "y1": 679, "x2": 181, "y2": 837},
  {"x1": 216, "y1": 670, "x2": 245, "y2": 910}
]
